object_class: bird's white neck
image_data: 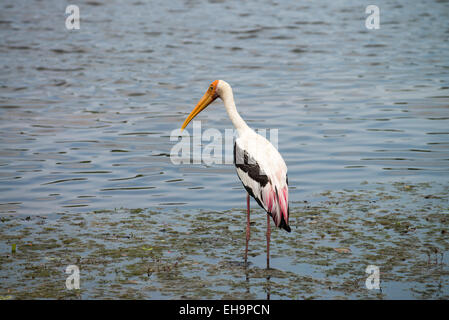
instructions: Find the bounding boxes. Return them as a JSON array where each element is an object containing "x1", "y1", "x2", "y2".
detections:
[{"x1": 219, "y1": 81, "x2": 250, "y2": 135}]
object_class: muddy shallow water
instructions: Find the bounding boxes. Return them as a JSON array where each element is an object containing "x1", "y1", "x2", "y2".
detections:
[
  {"x1": 1, "y1": 181, "x2": 448, "y2": 299},
  {"x1": 0, "y1": 0, "x2": 449, "y2": 299}
]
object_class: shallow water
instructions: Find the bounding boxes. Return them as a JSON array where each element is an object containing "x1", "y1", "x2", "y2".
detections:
[
  {"x1": 0, "y1": 182, "x2": 448, "y2": 299},
  {"x1": 0, "y1": 0, "x2": 448, "y2": 299}
]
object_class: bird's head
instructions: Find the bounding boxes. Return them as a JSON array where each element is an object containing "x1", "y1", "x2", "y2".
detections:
[{"x1": 181, "y1": 80, "x2": 225, "y2": 130}]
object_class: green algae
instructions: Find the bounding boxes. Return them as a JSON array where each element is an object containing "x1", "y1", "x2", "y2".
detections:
[{"x1": 0, "y1": 181, "x2": 448, "y2": 299}]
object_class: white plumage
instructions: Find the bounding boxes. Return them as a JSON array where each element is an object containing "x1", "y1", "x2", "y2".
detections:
[{"x1": 234, "y1": 130, "x2": 290, "y2": 231}]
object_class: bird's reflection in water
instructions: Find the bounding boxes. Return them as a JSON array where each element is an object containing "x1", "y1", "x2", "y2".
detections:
[
  {"x1": 244, "y1": 264, "x2": 250, "y2": 295},
  {"x1": 243, "y1": 260, "x2": 272, "y2": 300},
  {"x1": 266, "y1": 274, "x2": 271, "y2": 300}
]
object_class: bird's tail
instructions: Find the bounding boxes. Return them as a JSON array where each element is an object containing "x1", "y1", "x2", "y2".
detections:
[
  {"x1": 265, "y1": 186, "x2": 291, "y2": 232},
  {"x1": 277, "y1": 186, "x2": 290, "y2": 232},
  {"x1": 278, "y1": 207, "x2": 291, "y2": 232}
]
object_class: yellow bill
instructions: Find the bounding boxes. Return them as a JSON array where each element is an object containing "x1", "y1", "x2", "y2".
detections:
[{"x1": 181, "y1": 82, "x2": 218, "y2": 130}]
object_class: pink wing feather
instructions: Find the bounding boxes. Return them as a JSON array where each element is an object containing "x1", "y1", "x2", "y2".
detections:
[{"x1": 235, "y1": 136, "x2": 290, "y2": 232}]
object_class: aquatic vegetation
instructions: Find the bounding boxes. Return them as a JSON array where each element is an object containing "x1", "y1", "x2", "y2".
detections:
[{"x1": 0, "y1": 181, "x2": 448, "y2": 299}]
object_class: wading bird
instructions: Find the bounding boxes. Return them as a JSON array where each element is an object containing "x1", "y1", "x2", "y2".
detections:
[{"x1": 181, "y1": 80, "x2": 290, "y2": 268}]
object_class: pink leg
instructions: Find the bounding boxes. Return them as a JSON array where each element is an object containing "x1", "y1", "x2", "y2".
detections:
[
  {"x1": 245, "y1": 193, "x2": 250, "y2": 265},
  {"x1": 266, "y1": 214, "x2": 271, "y2": 269}
]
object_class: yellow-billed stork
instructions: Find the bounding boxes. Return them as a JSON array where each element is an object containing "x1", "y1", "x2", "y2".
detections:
[{"x1": 181, "y1": 80, "x2": 290, "y2": 268}]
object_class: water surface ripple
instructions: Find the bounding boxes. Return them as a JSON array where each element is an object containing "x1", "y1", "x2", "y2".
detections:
[
  {"x1": 1, "y1": 0, "x2": 448, "y2": 214},
  {"x1": 1, "y1": 0, "x2": 449, "y2": 300}
]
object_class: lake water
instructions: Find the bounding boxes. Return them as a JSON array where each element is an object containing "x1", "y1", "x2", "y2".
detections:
[{"x1": 0, "y1": 0, "x2": 448, "y2": 300}]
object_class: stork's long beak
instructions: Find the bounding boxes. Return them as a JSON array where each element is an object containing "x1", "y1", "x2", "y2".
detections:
[{"x1": 181, "y1": 90, "x2": 217, "y2": 130}]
